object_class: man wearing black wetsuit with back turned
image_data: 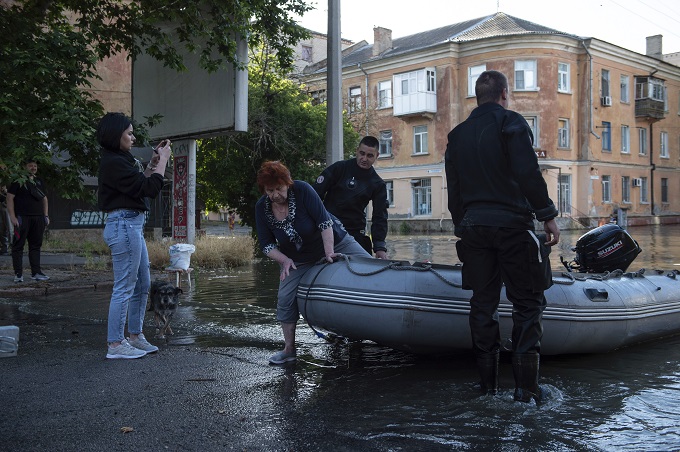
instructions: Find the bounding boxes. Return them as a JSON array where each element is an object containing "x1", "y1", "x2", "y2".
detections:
[{"x1": 313, "y1": 136, "x2": 389, "y2": 259}]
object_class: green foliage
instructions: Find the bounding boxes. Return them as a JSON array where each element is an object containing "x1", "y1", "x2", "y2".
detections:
[
  {"x1": 197, "y1": 46, "x2": 360, "y2": 229},
  {"x1": 399, "y1": 221, "x2": 412, "y2": 235},
  {"x1": 0, "y1": 0, "x2": 312, "y2": 200}
]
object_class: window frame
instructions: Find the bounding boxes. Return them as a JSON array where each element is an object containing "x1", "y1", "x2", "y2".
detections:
[
  {"x1": 468, "y1": 64, "x2": 486, "y2": 97},
  {"x1": 515, "y1": 60, "x2": 537, "y2": 91},
  {"x1": 558, "y1": 62, "x2": 570, "y2": 93},
  {"x1": 639, "y1": 128, "x2": 647, "y2": 155},
  {"x1": 411, "y1": 178, "x2": 432, "y2": 216},
  {"x1": 660, "y1": 131, "x2": 669, "y2": 158},
  {"x1": 378, "y1": 80, "x2": 392, "y2": 109},
  {"x1": 640, "y1": 177, "x2": 648, "y2": 203},
  {"x1": 621, "y1": 125, "x2": 630, "y2": 154},
  {"x1": 523, "y1": 115, "x2": 539, "y2": 148},
  {"x1": 413, "y1": 125, "x2": 428, "y2": 155},
  {"x1": 385, "y1": 180, "x2": 394, "y2": 207},
  {"x1": 622, "y1": 175, "x2": 630, "y2": 203},
  {"x1": 348, "y1": 86, "x2": 362, "y2": 113},
  {"x1": 620, "y1": 75, "x2": 630, "y2": 103},
  {"x1": 661, "y1": 178, "x2": 669, "y2": 203},
  {"x1": 558, "y1": 118, "x2": 569, "y2": 148},
  {"x1": 602, "y1": 121, "x2": 611, "y2": 152},
  {"x1": 602, "y1": 69, "x2": 610, "y2": 97},
  {"x1": 602, "y1": 175, "x2": 611, "y2": 203},
  {"x1": 379, "y1": 130, "x2": 392, "y2": 157}
]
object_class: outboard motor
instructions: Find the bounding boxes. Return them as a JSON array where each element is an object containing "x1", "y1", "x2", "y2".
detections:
[{"x1": 565, "y1": 224, "x2": 641, "y2": 273}]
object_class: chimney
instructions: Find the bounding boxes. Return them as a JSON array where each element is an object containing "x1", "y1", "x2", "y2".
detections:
[
  {"x1": 646, "y1": 35, "x2": 663, "y2": 58},
  {"x1": 373, "y1": 27, "x2": 392, "y2": 57}
]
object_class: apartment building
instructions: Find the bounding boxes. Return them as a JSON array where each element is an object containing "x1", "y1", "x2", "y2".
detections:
[{"x1": 302, "y1": 13, "x2": 680, "y2": 231}]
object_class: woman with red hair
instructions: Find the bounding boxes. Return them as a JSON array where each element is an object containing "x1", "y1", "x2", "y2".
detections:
[{"x1": 255, "y1": 160, "x2": 370, "y2": 364}]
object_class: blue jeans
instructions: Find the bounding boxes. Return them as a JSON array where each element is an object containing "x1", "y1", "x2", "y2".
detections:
[{"x1": 103, "y1": 210, "x2": 150, "y2": 343}]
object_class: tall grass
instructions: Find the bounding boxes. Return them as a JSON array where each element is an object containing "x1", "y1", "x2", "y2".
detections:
[
  {"x1": 146, "y1": 235, "x2": 255, "y2": 269},
  {"x1": 42, "y1": 229, "x2": 255, "y2": 270}
]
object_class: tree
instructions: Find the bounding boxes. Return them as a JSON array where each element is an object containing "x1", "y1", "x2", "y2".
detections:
[
  {"x1": 196, "y1": 45, "x2": 360, "y2": 230},
  {"x1": 0, "y1": 0, "x2": 312, "y2": 198}
]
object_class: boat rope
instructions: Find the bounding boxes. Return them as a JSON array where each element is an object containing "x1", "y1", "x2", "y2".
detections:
[
  {"x1": 300, "y1": 259, "x2": 352, "y2": 345},
  {"x1": 336, "y1": 254, "x2": 463, "y2": 288}
]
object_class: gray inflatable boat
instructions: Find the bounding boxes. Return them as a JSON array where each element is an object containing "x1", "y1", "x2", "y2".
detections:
[{"x1": 297, "y1": 255, "x2": 680, "y2": 355}]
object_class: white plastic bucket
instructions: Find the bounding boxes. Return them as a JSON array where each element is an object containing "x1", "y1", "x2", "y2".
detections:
[
  {"x1": 0, "y1": 325, "x2": 20, "y2": 358},
  {"x1": 168, "y1": 243, "x2": 196, "y2": 271}
]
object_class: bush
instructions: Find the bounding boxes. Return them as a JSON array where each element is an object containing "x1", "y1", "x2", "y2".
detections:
[{"x1": 399, "y1": 221, "x2": 412, "y2": 235}]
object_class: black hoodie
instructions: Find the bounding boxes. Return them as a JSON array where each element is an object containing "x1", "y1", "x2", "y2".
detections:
[{"x1": 97, "y1": 148, "x2": 164, "y2": 212}]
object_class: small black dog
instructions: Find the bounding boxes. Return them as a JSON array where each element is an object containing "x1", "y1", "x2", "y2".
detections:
[{"x1": 148, "y1": 280, "x2": 183, "y2": 338}]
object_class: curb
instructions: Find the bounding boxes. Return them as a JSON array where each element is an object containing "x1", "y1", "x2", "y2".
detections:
[{"x1": 0, "y1": 281, "x2": 114, "y2": 298}]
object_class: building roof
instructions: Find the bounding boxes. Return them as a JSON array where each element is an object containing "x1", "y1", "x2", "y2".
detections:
[{"x1": 304, "y1": 12, "x2": 581, "y2": 74}]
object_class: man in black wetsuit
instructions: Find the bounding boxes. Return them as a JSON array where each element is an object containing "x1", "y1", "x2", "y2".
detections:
[
  {"x1": 313, "y1": 136, "x2": 389, "y2": 259},
  {"x1": 445, "y1": 70, "x2": 560, "y2": 403}
]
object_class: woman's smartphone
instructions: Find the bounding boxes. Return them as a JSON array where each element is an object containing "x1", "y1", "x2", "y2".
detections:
[{"x1": 153, "y1": 140, "x2": 169, "y2": 154}]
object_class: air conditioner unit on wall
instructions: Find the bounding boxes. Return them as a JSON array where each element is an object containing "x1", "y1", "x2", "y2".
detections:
[
  {"x1": 632, "y1": 178, "x2": 642, "y2": 187},
  {"x1": 601, "y1": 96, "x2": 612, "y2": 106}
]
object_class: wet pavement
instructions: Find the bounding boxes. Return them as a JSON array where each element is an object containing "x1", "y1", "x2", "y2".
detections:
[{"x1": 4, "y1": 224, "x2": 680, "y2": 450}]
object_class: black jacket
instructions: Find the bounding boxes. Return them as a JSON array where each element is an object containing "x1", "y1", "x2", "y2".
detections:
[
  {"x1": 98, "y1": 148, "x2": 164, "y2": 212},
  {"x1": 445, "y1": 102, "x2": 557, "y2": 235},
  {"x1": 313, "y1": 158, "x2": 388, "y2": 252}
]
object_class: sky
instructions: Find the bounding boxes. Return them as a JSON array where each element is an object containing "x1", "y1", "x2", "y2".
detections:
[{"x1": 294, "y1": 0, "x2": 680, "y2": 56}]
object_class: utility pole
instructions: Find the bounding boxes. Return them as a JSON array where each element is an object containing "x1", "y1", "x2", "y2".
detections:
[{"x1": 326, "y1": 0, "x2": 344, "y2": 164}]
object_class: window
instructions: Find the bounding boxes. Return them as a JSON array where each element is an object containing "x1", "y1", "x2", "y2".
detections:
[
  {"x1": 301, "y1": 45, "x2": 313, "y2": 62},
  {"x1": 639, "y1": 128, "x2": 647, "y2": 155},
  {"x1": 601, "y1": 69, "x2": 610, "y2": 97},
  {"x1": 379, "y1": 130, "x2": 392, "y2": 157},
  {"x1": 523, "y1": 116, "x2": 539, "y2": 147},
  {"x1": 660, "y1": 131, "x2": 669, "y2": 157},
  {"x1": 515, "y1": 60, "x2": 537, "y2": 90},
  {"x1": 427, "y1": 69, "x2": 435, "y2": 92},
  {"x1": 310, "y1": 89, "x2": 326, "y2": 106},
  {"x1": 602, "y1": 122, "x2": 611, "y2": 151},
  {"x1": 640, "y1": 177, "x2": 648, "y2": 203},
  {"x1": 468, "y1": 64, "x2": 486, "y2": 96},
  {"x1": 620, "y1": 75, "x2": 630, "y2": 103},
  {"x1": 413, "y1": 125, "x2": 428, "y2": 155},
  {"x1": 602, "y1": 175, "x2": 611, "y2": 202},
  {"x1": 392, "y1": 67, "x2": 437, "y2": 116},
  {"x1": 622, "y1": 176, "x2": 630, "y2": 203},
  {"x1": 558, "y1": 118, "x2": 569, "y2": 148},
  {"x1": 385, "y1": 181, "x2": 394, "y2": 206},
  {"x1": 558, "y1": 62, "x2": 570, "y2": 93},
  {"x1": 378, "y1": 80, "x2": 392, "y2": 108},
  {"x1": 636, "y1": 77, "x2": 665, "y2": 101},
  {"x1": 348, "y1": 86, "x2": 361, "y2": 113},
  {"x1": 621, "y1": 125, "x2": 630, "y2": 154},
  {"x1": 558, "y1": 174, "x2": 571, "y2": 214},
  {"x1": 662, "y1": 178, "x2": 669, "y2": 203},
  {"x1": 411, "y1": 179, "x2": 432, "y2": 215}
]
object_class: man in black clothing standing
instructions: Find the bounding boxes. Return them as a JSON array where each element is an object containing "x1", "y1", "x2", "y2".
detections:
[
  {"x1": 313, "y1": 136, "x2": 389, "y2": 259},
  {"x1": 7, "y1": 159, "x2": 50, "y2": 282},
  {"x1": 445, "y1": 70, "x2": 560, "y2": 403}
]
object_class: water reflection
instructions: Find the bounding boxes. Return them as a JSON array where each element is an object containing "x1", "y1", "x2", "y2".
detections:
[{"x1": 385, "y1": 224, "x2": 680, "y2": 270}]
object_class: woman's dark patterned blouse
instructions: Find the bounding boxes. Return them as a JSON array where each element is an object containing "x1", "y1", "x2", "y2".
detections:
[{"x1": 255, "y1": 180, "x2": 347, "y2": 264}]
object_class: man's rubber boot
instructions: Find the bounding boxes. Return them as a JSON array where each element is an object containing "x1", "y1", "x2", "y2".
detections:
[
  {"x1": 476, "y1": 353, "x2": 499, "y2": 395},
  {"x1": 512, "y1": 353, "x2": 543, "y2": 403}
]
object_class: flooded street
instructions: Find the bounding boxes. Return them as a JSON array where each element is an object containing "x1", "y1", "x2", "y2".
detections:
[{"x1": 4, "y1": 224, "x2": 680, "y2": 450}]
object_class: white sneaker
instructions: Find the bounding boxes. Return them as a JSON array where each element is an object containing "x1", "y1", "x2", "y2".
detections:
[
  {"x1": 128, "y1": 334, "x2": 159, "y2": 353},
  {"x1": 106, "y1": 339, "x2": 147, "y2": 359},
  {"x1": 31, "y1": 273, "x2": 50, "y2": 281},
  {"x1": 14, "y1": 275, "x2": 23, "y2": 283}
]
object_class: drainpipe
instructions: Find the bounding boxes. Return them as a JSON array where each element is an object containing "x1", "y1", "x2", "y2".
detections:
[
  {"x1": 650, "y1": 122, "x2": 655, "y2": 215},
  {"x1": 581, "y1": 41, "x2": 600, "y2": 142},
  {"x1": 358, "y1": 63, "x2": 369, "y2": 136}
]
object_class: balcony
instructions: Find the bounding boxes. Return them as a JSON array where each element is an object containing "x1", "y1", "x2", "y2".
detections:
[{"x1": 635, "y1": 76, "x2": 666, "y2": 120}]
